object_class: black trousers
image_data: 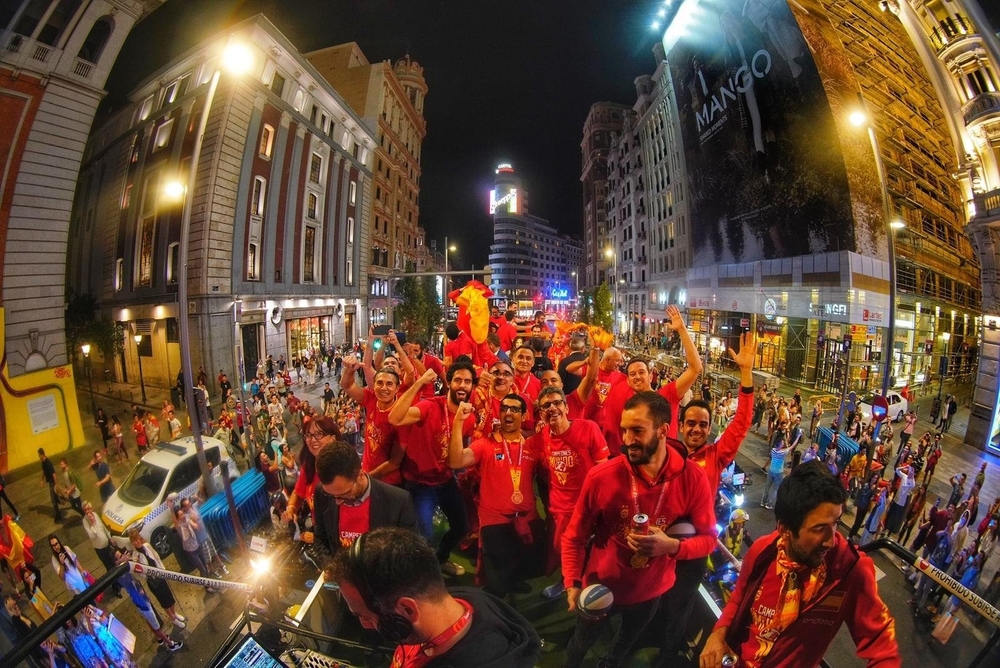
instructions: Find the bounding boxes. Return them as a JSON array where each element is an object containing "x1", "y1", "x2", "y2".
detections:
[
  {"x1": 479, "y1": 519, "x2": 543, "y2": 598},
  {"x1": 658, "y1": 555, "x2": 709, "y2": 660},
  {"x1": 0, "y1": 488, "x2": 18, "y2": 517},
  {"x1": 565, "y1": 594, "x2": 660, "y2": 668},
  {"x1": 93, "y1": 545, "x2": 122, "y2": 594}
]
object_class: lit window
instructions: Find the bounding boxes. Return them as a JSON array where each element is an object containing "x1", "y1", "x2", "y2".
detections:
[
  {"x1": 137, "y1": 96, "x2": 153, "y2": 122},
  {"x1": 114, "y1": 258, "x2": 123, "y2": 292},
  {"x1": 153, "y1": 118, "x2": 174, "y2": 151},
  {"x1": 347, "y1": 217, "x2": 355, "y2": 244},
  {"x1": 251, "y1": 177, "x2": 266, "y2": 217},
  {"x1": 349, "y1": 180, "x2": 357, "y2": 205},
  {"x1": 247, "y1": 243, "x2": 259, "y2": 281},
  {"x1": 259, "y1": 124, "x2": 274, "y2": 158},
  {"x1": 310, "y1": 154, "x2": 322, "y2": 184},
  {"x1": 167, "y1": 242, "x2": 179, "y2": 284},
  {"x1": 122, "y1": 184, "x2": 132, "y2": 210},
  {"x1": 307, "y1": 193, "x2": 318, "y2": 219}
]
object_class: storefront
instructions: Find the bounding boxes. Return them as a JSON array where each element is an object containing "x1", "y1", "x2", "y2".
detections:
[{"x1": 287, "y1": 315, "x2": 335, "y2": 360}]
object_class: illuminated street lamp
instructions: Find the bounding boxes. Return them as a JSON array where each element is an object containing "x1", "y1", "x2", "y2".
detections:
[
  {"x1": 571, "y1": 270, "x2": 579, "y2": 313},
  {"x1": 444, "y1": 236, "x2": 457, "y2": 300},
  {"x1": 164, "y1": 41, "x2": 252, "y2": 552},
  {"x1": 133, "y1": 334, "x2": 147, "y2": 403},
  {"x1": 850, "y1": 95, "x2": 905, "y2": 477},
  {"x1": 81, "y1": 344, "x2": 96, "y2": 417}
]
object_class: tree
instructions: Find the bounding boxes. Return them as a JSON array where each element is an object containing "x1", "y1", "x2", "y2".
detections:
[
  {"x1": 394, "y1": 275, "x2": 426, "y2": 340},
  {"x1": 65, "y1": 289, "x2": 126, "y2": 362},
  {"x1": 578, "y1": 288, "x2": 594, "y2": 325},
  {"x1": 420, "y1": 276, "x2": 443, "y2": 342},
  {"x1": 593, "y1": 283, "x2": 613, "y2": 332}
]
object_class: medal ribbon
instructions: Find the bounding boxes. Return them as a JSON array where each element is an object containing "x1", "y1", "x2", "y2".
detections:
[
  {"x1": 496, "y1": 432, "x2": 526, "y2": 498},
  {"x1": 625, "y1": 462, "x2": 671, "y2": 526},
  {"x1": 391, "y1": 599, "x2": 473, "y2": 668}
]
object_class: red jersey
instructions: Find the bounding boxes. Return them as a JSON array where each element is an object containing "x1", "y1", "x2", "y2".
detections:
[
  {"x1": 510, "y1": 372, "x2": 540, "y2": 432},
  {"x1": 497, "y1": 321, "x2": 518, "y2": 352},
  {"x1": 337, "y1": 496, "x2": 371, "y2": 548},
  {"x1": 566, "y1": 388, "x2": 599, "y2": 421},
  {"x1": 401, "y1": 395, "x2": 475, "y2": 486},
  {"x1": 561, "y1": 449, "x2": 716, "y2": 605},
  {"x1": 469, "y1": 434, "x2": 543, "y2": 527},
  {"x1": 444, "y1": 331, "x2": 476, "y2": 362},
  {"x1": 472, "y1": 390, "x2": 502, "y2": 439},
  {"x1": 360, "y1": 388, "x2": 401, "y2": 486},
  {"x1": 416, "y1": 354, "x2": 446, "y2": 399},
  {"x1": 529, "y1": 419, "x2": 609, "y2": 515},
  {"x1": 687, "y1": 386, "x2": 752, "y2": 494},
  {"x1": 601, "y1": 381, "x2": 681, "y2": 452}
]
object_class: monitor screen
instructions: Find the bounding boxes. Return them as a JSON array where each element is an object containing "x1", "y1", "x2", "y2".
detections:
[{"x1": 216, "y1": 634, "x2": 285, "y2": 668}]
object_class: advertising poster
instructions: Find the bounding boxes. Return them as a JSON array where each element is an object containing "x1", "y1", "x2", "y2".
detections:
[{"x1": 666, "y1": 0, "x2": 877, "y2": 265}]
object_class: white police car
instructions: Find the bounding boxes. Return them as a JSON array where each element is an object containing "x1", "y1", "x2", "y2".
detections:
[{"x1": 101, "y1": 436, "x2": 236, "y2": 556}]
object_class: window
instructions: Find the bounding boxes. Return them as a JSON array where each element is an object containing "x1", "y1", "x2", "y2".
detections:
[
  {"x1": 347, "y1": 217, "x2": 355, "y2": 244},
  {"x1": 349, "y1": 180, "x2": 357, "y2": 205},
  {"x1": 247, "y1": 243, "x2": 259, "y2": 281},
  {"x1": 259, "y1": 124, "x2": 274, "y2": 158},
  {"x1": 162, "y1": 75, "x2": 188, "y2": 108},
  {"x1": 167, "y1": 242, "x2": 179, "y2": 284},
  {"x1": 346, "y1": 256, "x2": 354, "y2": 286},
  {"x1": 310, "y1": 154, "x2": 322, "y2": 184},
  {"x1": 122, "y1": 184, "x2": 132, "y2": 210},
  {"x1": 114, "y1": 258, "x2": 124, "y2": 292},
  {"x1": 270, "y1": 72, "x2": 286, "y2": 97},
  {"x1": 251, "y1": 177, "x2": 266, "y2": 217},
  {"x1": 153, "y1": 118, "x2": 174, "y2": 152},
  {"x1": 307, "y1": 193, "x2": 319, "y2": 219},
  {"x1": 137, "y1": 96, "x2": 153, "y2": 122},
  {"x1": 77, "y1": 16, "x2": 113, "y2": 64},
  {"x1": 303, "y1": 226, "x2": 316, "y2": 282}
]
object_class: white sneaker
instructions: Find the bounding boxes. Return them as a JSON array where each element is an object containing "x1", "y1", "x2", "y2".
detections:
[
  {"x1": 440, "y1": 561, "x2": 465, "y2": 576},
  {"x1": 172, "y1": 616, "x2": 186, "y2": 629},
  {"x1": 168, "y1": 640, "x2": 183, "y2": 652},
  {"x1": 174, "y1": 613, "x2": 187, "y2": 623}
]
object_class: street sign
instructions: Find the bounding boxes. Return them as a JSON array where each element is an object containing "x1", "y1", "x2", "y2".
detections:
[
  {"x1": 871, "y1": 396, "x2": 889, "y2": 423},
  {"x1": 740, "y1": 318, "x2": 749, "y2": 328}
]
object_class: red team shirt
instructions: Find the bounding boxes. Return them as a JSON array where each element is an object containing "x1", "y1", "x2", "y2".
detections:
[
  {"x1": 402, "y1": 395, "x2": 476, "y2": 486},
  {"x1": 529, "y1": 419, "x2": 609, "y2": 515},
  {"x1": 416, "y1": 353, "x2": 446, "y2": 399},
  {"x1": 511, "y1": 372, "x2": 541, "y2": 432},
  {"x1": 360, "y1": 388, "x2": 402, "y2": 486},
  {"x1": 337, "y1": 496, "x2": 371, "y2": 547},
  {"x1": 601, "y1": 381, "x2": 682, "y2": 452},
  {"x1": 468, "y1": 435, "x2": 543, "y2": 526},
  {"x1": 444, "y1": 331, "x2": 476, "y2": 362}
]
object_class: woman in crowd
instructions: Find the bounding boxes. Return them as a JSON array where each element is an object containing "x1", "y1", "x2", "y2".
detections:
[{"x1": 49, "y1": 534, "x2": 89, "y2": 596}]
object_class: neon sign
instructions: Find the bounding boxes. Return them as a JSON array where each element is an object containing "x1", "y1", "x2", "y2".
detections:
[
  {"x1": 489, "y1": 188, "x2": 518, "y2": 214},
  {"x1": 495, "y1": 163, "x2": 514, "y2": 173},
  {"x1": 551, "y1": 288, "x2": 569, "y2": 299}
]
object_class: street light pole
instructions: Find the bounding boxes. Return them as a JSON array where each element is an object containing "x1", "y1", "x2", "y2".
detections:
[
  {"x1": 81, "y1": 344, "x2": 96, "y2": 418},
  {"x1": 133, "y1": 334, "x2": 147, "y2": 403},
  {"x1": 605, "y1": 248, "x2": 618, "y2": 335},
  {"x1": 571, "y1": 270, "x2": 579, "y2": 317}
]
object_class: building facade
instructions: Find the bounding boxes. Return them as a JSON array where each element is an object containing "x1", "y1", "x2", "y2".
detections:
[
  {"x1": 889, "y1": 0, "x2": 1000, "y2": 452},
  {"x1": 67, "y1": 16, "x2": 374, "y2": 392},
  {"x1": 580, "y1": 102, "x2": 629, "y2": 291},
  {"x1": 651, "y1": 0, "x2": 983, "y2": 428},
  {"x1": 305, "y1": 44, "x2": 430, "y2": 328},
  {"x1": 488, "y1": 164, "x2": 583, "y2": 314},
  {"x1": 0, "y1": 0, "x2": 160, "y2": 471}
]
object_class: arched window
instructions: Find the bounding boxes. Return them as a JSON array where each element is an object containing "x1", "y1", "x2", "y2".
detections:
[{"x1": 77, "y1": 16, "x2": 113, "y2": 64}]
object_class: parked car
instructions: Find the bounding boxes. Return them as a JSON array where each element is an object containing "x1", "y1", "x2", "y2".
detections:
[
  {"x1": 857, "y1": 391, "x2": 909, "y2": 424},
  {"x1": 101, "y1": 436, "x2": 236, "y2": 556}
]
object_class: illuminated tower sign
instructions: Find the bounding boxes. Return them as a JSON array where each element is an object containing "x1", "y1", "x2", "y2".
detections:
[
  {"x1": 489, "y1": 188, "x2": 518, "y2": 215},
  {"x1": 489, "y1": 163, "x2": 520, "y2": 215}
]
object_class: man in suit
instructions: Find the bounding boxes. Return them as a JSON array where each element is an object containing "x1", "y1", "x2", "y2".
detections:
[{"x1": 312, "y1": 440, "x2": 418, "y2": 560}]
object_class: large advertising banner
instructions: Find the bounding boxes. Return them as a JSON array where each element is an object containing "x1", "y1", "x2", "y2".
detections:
[{"x1": 665, "y1": 0, "x2": 882, "y2": 265}]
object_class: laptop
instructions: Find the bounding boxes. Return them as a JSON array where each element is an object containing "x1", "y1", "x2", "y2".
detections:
[{"x1": 214, "y1": 634, "x2": 286, "y2": 668}]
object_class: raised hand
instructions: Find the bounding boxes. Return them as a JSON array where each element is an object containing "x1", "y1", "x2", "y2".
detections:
[
  {"x1": 665, "y1": 305, "x2": 686, "y2": 333},
  {"x1": 419, "y1": 368, "x2": 438, "y2": 386},
  {"x1": 728, "y1": 331, "x2": 756, "y2": 370},
  {"x1": 456, "y1": 401, "x2": 475, "y2": 421}
]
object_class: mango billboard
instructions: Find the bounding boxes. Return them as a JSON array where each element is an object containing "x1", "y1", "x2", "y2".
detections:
[{"x1": 663, "y1": 0, "x2": 885, "y2": 265}]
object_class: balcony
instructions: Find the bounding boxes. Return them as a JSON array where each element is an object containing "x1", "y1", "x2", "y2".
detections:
[
  {"x1": 929, "y1": 14, "x2": 975, "y2": 53},
  {"x1": 972, "y1": 188, "x2": 1000, "y2": 220},
  {"x1": 962, "y1": 92, "x2": 1000, "y2": 127},
  {"x1": 0, "y1": 30, "x2": 95, "y2": 83}
]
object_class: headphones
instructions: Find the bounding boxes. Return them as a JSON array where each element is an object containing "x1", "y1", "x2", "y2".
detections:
[{"x1": 349, "y1": 533, "x2": 413, "y2": 642}]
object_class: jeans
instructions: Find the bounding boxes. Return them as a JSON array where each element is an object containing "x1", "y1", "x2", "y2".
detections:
[
  {"x1": 761, "y1": 471, "x2": 784, "y2": 507},
  {"x1": 565, "y1": 594, "x2": 660, "y2": 668},
  {"x1": 48, "y1": 483, "x2": 63, "y2": 520},
  {"x1": 404, "y1": 477, "x2": 469, "y2": 563},
  {"x1": 185, "y1": 547, "x2": 210, "y2": 579}
]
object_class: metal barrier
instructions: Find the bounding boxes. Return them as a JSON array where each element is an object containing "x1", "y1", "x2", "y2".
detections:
[
  {"x1": 201, "y1": 469, "x2": 269, "y2": 549},
  {"x1": 816, "y1": 426, "x2": 861, "y2": 472}
]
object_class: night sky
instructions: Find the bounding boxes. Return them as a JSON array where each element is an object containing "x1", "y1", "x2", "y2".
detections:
[
  {"x1": 104, "y1": 1, "x2": 1000, "y2": 270},
  {"x1": 104, "y1": 0, "x2": 666, "y2": 270}
]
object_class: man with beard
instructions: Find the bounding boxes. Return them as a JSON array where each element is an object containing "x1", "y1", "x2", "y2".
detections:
[
  {"x1": 561, "y1": 392, "x2": 716, "y2": 668},
  {"x1": 472, "y1": 361, "x2": 516, "y2": 439},
  {"x1": 700, "y1": 461, "x2": 899, "y2": 668},
  {"x1": 601, "y1": 306, "x2": 703, "y2": 451},
  {"x1": 341, "y1": 355, "x2": 403, "y2": 485},
  {"x1": 657, "y1": 331, "x2": 755, "y2": 665},
  {"x1": 530, "y1": 385, "x2": 609, "y2": 599},
  {"x1": 390, "y1": 364, "x2": 477, "y2": 576},
  {"x1": 510, "y1": 346, "x2": 541, "y2": 431},
  {"x1": 405, "y1": 339, "x2": 447, "y2": 399},
  {"x1": 538, "y1": 343, "x2": 600, "y2": 421},
  {"x1": 329, "y1": 527, "x2": 540, "y2": 667},
  {"x1": 449, "y1": 395, "x2": 543, "y2": 599}
]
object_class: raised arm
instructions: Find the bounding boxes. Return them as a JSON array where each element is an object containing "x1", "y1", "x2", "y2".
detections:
[
  {"x1": 448, "y1": 402, "x2": 477, "y2": 469},
  {"x1": 667, "y1": 305, "x2": 704, "y2": 399},
  {"x1": 339, "y1": 356, "x2": 365, "y2": 404},
  {"x1": 576, "y1": 346, "x2": 601, "y2": 404},
  {"x1": 362, "y1": 332, "x2": 377, "y2": 386},
  {"x1": 388, "y1": 369, "x2": 436, "y2": 426},
  {"x1": 387, "y1": 331, "x2": 415, "y2": 381}
]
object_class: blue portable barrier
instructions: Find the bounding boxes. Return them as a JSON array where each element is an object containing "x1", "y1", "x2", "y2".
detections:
[
  {"x1": 201, "y1": 470, "x2": 268, "y2": 549},
  {"x1": 815, "y1": 427, "x2": 861, "y2": 473}
]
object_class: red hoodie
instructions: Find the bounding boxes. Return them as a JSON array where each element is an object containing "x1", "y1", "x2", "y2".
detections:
[
  {"x1": 561, "y1": 444, "x2": 716, "y2": 605},
  {"x1": 718, "y1": 531, "x2": 900, "y2": 667}
]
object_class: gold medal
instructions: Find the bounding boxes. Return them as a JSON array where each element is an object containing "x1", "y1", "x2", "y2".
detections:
[
  {"x1": 511, "y1": 490, "x2": 524, "y2": 504},
  {"x1": 631, "y1": 554, "x2": 648, "y2": 569}
]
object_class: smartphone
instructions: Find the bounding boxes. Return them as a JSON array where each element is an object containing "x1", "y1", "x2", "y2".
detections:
[
  {"x1": 395, "y1": 331, "x2": 407, "y2": 346},
  {"x1": 373, "y1": 325, "x2": 391, "y2": 336}
]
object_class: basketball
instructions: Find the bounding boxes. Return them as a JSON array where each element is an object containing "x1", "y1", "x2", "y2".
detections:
[
  {"x1": 666, "y1": 520, "x2": 697, "y2": 537},
  {"x1": 579, "y1": 583, "x2": 614, "y2": 615}
]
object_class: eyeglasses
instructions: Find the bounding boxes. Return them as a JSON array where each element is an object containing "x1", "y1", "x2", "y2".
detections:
[
  {"x1": 304, "y1": 432, "x2": 328, "y2": 441},
  {"x1": 491, "y1": 370, "x2": 514, "y2": 377},
  {"x1": 539, "y1": 400, "x2": 565, "y2": 411},
  {"x1": 499, "y1": 405, "x2": 523, "y2": 413}
]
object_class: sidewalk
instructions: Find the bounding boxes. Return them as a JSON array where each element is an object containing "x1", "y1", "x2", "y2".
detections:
[{"x1": 1, "y1": 372, "x2": 337, "y2": 665}]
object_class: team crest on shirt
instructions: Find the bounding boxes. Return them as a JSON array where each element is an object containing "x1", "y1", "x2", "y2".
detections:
[
  {"x1": 495, "y1": 453, "x2": 505, "y2": 461},
  {"x1": 366, "y1": 423, "x2": 384, "y2": 452}
]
